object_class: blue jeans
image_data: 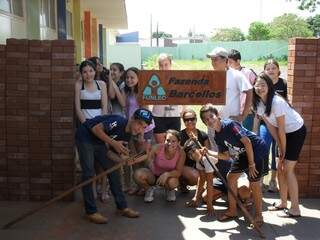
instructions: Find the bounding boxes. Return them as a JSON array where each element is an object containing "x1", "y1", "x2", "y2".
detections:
[
  {"x1": 242, "y1": 113, "x2": 254, "y2": 131},
  {"x1": 76, "y1": 141, "x2": 127, "y2": 214},
  {"x1": 259, "y1": 124, "x2": 277, "y2": 171}
]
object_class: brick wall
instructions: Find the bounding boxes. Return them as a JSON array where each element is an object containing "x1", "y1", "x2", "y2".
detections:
[
  {"x1": 0, "y1": 39, "x2": 75, "y2": 201},
  {"x1": 287, "y1": 38, "x2": 320, "y2": 197}
]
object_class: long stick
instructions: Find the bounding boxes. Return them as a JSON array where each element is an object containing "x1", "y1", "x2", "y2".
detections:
[
  {"x1": 2, "y1": 152, "x2": 146, "y2": 230},
  {"x1": 191, "y1": 138, "x2": 265, "y2": 238}
]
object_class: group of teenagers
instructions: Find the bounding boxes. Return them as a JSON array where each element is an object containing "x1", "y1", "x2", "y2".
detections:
[{"x1": 74, "y1": 47, "x2": 306, "y2": 227}]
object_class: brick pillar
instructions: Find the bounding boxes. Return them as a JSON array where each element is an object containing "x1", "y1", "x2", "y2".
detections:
[
  {"x1": 311, "y1": 40, "x2": 320, "y2": 196},
  {"x1": 287, "y1": 38, "x2": 320, "y2": 197},
  {"x1": 28, "y1": 40, "x2": 53, "y2": 200},
  {"x1": 51, "y1": 40, "x2": 75, "y2": 199},
  {"x1": 0, "y1": 45, "x2": 7, "y2": 200},
  {"x1": 5, "y1": 39, "x2": 30, "y2": 200}
]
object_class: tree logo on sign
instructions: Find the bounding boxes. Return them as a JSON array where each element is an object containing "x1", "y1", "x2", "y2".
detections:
[{"x1": 143, "y1": 74, "x2": 167, "y2": 100}]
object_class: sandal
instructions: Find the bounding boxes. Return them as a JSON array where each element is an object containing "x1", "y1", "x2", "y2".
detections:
[
  {"x1": 218, "y1": 213, "x2": 238, "y2": 222},
  {"x1": 278, "y1": 209, "x2": 301, "y2": 218},
  {"x1": 100, "y1": 191, "x2": 110, "y2": 203},
  {"x1": 127, "y1": 188, "x2": 139, "y2": 195},
  {"x1": 136, "y1": 188, "x2": 146, "y2": 196},
  {"x1": 268, "y1": 202, "x2": 287, "y2": 211}
]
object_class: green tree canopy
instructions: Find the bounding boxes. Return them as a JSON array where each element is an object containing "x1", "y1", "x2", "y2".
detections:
[
  {"x1": 152, "y1": 31, "x2": 172, "y2": 39},
  {"x1": 295, "y1": 0, "x2": 319, "y2": 12},
  {"x1": 247, "y1": 22, "x2": 271, "y2": 40},
  {"x1": 210, "y1": 27, "x2": 245, "y2": 41},
  {"x1": 307, "y1": 14, "x2": 320, "y2": 36},
  {"x1": 269, "y1": 13, "x2": 313, "y2": 39}
]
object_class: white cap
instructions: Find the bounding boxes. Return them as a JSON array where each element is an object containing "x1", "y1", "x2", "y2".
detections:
[{"x1": 206, "y1": 47, "x2": 228, "y2": 58}]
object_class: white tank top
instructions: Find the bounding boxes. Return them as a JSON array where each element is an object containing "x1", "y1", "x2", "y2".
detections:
[{"x1": 80, "y1": 80, "x2": 102, "y2": 119}]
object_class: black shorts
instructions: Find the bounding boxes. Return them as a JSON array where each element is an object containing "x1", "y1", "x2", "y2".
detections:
[
  {"x1": 153, "y1": 116, "x2": 181, "y2": 134},
  {"x1": 285, "y1": 125, "x2": 306, "y2": 161},
  {"x1": 230, "y1": 143, "x2": 269, "y2": 182}
]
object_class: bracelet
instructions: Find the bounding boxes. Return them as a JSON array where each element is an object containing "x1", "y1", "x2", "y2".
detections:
[{"x1": 249, "y1": 163, "x2": 255, "y2": 168}]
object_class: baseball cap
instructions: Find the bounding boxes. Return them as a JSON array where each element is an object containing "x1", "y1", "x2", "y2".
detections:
[
  {"x1": 206, "y1": 47, "x2": 228, "y2": 58},
  {"x1": 133, "y1": 108, "x2": 153, "y2": 125}
]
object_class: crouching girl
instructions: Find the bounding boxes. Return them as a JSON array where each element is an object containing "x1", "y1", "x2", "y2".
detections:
[{"x1": 134, "y1": 130, "x2": 186, "y2": 202}]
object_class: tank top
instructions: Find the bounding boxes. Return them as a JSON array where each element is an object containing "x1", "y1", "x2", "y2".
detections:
[
  {"x1": 80, "y1": 80, "x2": 102, "y2": 119},
  {"x1": 150, "y1": 144, "x2": 180, "y2": 176}
]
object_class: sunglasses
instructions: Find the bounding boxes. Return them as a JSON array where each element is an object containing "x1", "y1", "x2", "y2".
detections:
[{"x1": 183, "y1": 117, "x2": 196, "y2": 122}]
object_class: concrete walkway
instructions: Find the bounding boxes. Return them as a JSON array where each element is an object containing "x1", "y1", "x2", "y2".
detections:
[{"x1": 0, "y1": 189, "x2": 319, "y2": 240}]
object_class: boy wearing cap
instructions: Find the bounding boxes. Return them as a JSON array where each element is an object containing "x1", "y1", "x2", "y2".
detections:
[
  {"x1": 206, "y1": 47, "x2": 253, "y2": 123},
  {"x1": 75, "y1": 108, "x2": 153, "y2": 224},
  {"x1": 228, "y1": 49, "x2": 257, "y2": 131}
]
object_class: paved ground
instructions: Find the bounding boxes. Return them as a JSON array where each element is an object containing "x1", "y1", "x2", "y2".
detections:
[{"x1": 0, "y1": 188, "x2": 319, "y2": 240}]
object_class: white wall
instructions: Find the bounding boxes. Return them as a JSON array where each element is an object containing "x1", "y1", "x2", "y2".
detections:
[
  {"x1": 106, "y1": 43, "x2": 141, "y2": 69},
  {"x1": 0, "y1": 14, "x2": 26, "y2": 44}
]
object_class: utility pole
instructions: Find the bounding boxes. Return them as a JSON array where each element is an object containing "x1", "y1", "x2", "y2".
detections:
[
  {"x1": 156, "y1": 22, "x2": 159, "y2": 47},
  {"x1": 150, "y1": 14, "x2": 152, "y2": 47}
]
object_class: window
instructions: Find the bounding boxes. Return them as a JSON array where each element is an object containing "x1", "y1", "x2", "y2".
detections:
[
  {"x1": 0, "y1": 0, "x2": 10, "y2": 13},
  {"x1": 66, "y1": 10, "x2": 73, "y2": 37},
  {"x1": 40, "y1": 0, "x2": 56, "y2": 30},
  {"x1": 0, "y1": 0, "x2": 23, "y2": 17},
  {"x1": 11, "y1": 0, "x2": 23, "y2": 17}
]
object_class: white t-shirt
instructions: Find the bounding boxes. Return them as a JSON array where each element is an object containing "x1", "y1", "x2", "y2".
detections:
[
  {"x1": 196, "y1": 156, "x2": 218, "y2": 173},
  {"x1": 257, "y1": 95, "x2": 304, "y2": 133},
  {"x1": 152, "y1": 105, "x2": 182, "y2": 117},
  {"x1": 220, "y1": 68, "x2": 252, "y2": 119}
]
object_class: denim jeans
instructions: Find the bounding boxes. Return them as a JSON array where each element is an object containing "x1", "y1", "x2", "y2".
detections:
[
  {"x1": 242, "y1": 113, "x2": 254, "y2": 131},
  {"x1": 259, "y1": 124, "x2": 277, "y2": 171},
  {"x1": 76, "y1": 141, "x2": 127, "y2": 214}
]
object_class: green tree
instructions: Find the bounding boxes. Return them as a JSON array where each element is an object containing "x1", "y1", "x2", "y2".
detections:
[
  {"x1": 294, "y1": 0, "x2": 319, "y2": 12},
  {"x1": 247, "y1": 22, "x2": 271, "y2": 40},
  {"x1": 210, "y1": 27, "x2": 245, "y2": 41},
  {"x1": 269, "y1": 13, "x2": 313, "y2": 39},
  {"x1": 152, "y1": 31, "x2": 172, "y2": 39},
  {"x1": 307, "y1": 14, "x2": 320, "y2": 36}
]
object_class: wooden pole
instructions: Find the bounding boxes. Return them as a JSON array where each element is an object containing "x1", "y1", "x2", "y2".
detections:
[
  {"x1": 2, "y1": 152, "x2": 146, "y2": 229},
  {"x1": 190, "y1": 138, "x2": 265, "y2": 238}
]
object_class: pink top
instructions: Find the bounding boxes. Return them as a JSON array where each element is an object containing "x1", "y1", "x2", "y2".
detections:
[{"x1": 150, "y1": 144, "x2": 180, "y2": 176}]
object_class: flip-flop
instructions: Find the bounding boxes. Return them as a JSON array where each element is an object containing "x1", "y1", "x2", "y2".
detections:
[
  {"x1": 278, "y1": 209, "x2": 301, "y2": 218},
  {"x1": 218, "y1": 213, "x2": 238, "y2": 222},
  {"x1": 268, "y1": 202, "x2": 287, "y2": 211}
]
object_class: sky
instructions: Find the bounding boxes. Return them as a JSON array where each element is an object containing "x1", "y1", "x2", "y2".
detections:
[{"x1": 121, "y1": 0, "x2": 314, "y2": 38}]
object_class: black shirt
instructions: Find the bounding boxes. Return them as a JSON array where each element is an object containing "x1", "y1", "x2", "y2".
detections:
[
  {"x1": 273, "y1": 77, "x2": 287, "y2": 99},
  {"x1": 75, "y1": 114, "x2": 130, "y2": 145}
]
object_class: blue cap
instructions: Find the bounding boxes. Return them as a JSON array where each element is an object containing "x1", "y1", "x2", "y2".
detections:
[{"x1": 133, "y1": 108, "x2": 153, "y2": 125}]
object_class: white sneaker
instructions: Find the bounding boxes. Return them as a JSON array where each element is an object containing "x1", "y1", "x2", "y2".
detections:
[
  {"x1": 144, "y1": 186, "x2": 155, "y2": 203},
  {"x1": 166, "y1": 189, "x2": 176, "y2": 202}
]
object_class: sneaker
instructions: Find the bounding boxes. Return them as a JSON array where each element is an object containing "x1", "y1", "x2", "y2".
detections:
[
  {"x1": 118, "y1": 208, "x2": 140, "y2": 218},
  {"x1": 268, "y1": 179, "x2": 278, "y2": 193},
  {"x1": 166, "y1": 189, "x2": 176, "y2": 202},
  {"x1": 144, "y1": 186, "x2": 155, "y2": 203},
  {"x1": 86, "y1": 212, "x2": 108, "y2": 224}
]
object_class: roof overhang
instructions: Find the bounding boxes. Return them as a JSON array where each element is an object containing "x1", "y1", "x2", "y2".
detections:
[{"x1": 81, "y1": 0, "x2": 128, "y2": 29}]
